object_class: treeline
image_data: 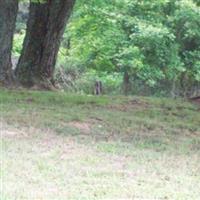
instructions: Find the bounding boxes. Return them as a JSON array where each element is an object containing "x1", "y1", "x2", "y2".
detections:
[
  {"x1": 58, "y1": 0, "x2": 200, "y2": 97},
  {"x1": 1, "y1": 0, "x2": 200, "y2": 97},
  {"x1": 0, "y1": 0, "x2": 75, "y2": 89}
]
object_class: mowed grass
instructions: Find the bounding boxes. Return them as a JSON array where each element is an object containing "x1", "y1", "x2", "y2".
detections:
[{"x1": 0, "y1": 89, "x2": 200, "y2": 200}]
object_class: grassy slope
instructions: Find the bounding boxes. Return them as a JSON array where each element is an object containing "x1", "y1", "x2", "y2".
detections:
[{"x1": 0, "y1": 89, "x2": 200, "y2": 199}]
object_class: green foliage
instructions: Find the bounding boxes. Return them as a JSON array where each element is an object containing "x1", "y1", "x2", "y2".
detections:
[
  {"x1": 172, "y1": 0, "x2": 200, "y2": 83},
  {"x1": 14, "y1": 0, "x2": 200, "y2": 96},
  {"x1": 77, "y1": 70, "x2": 122, "y2": 94},
  {"x1": 12, "y1": 32, "x2": 25, "y2": 57},
  {"x1": 55, "y1": 68, "x2": 123, "y2": 94}
]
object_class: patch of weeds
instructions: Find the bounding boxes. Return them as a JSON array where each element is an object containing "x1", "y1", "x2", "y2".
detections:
[
  {"x1": 81, "y1": 156, "x2": 100, "y2": 165},
  {"x1": 188, "y1": 138, "x2": 200, "y2": 152},
  {"x1": 91, "y1": 124, "x2": 109, "y2": 140},
  {"x1": 134, "y1": 137, "x2": 168, "y2": 152},
  {"x1": 0, "y1": 89, "x2": 110, "y2": 107},
  {"x1": 55, "y1": 125, "x2": 81, "y2": 136},
  {"x1": 96, "y1": 142, "x2": 132, "y2": 155},
  {"x1": 70, "y1": 115, "x2": 84, "y2": 122},
  {"x1": 142, "y1": 121, "x2": 158, "y2": 131}
]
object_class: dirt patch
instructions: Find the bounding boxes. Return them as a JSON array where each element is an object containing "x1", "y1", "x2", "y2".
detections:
[
  {"x1": 68, "y1": 121, "x2": 91, "y2": 134},
  {"x1": 0, "y1": 123, "x2": 39, "y2": 138},
  {"x1": 1, "y1": 130, "x2": 19, "y2": 137},
  {"x1": 1, "y1": 129, "x2": 27, "y2": 138},
  {"x1": 190, "y1": 96, "x2": 200, "y2": 105}
]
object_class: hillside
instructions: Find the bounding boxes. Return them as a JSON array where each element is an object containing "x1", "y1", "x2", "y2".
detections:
[{"x1": 1, "y1": 89, "x2": 200, "y2": 199}]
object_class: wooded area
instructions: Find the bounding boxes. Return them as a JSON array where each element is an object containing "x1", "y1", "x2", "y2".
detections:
[
  {"x1": 0, "y1": 0, "x2": 200, "y2": 97},
  {"x1": 1, "y1": 1, "x2": 200, "y2": 199}
]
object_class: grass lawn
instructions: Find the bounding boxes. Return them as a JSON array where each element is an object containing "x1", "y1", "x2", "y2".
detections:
[{"x1": 0, "y1": 89, "x2": 200, "y2": 200}]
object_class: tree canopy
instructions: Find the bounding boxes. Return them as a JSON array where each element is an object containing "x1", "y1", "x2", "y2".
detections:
[{"x1": 0, "y1": 0, "x2": 200, "y2": 96}]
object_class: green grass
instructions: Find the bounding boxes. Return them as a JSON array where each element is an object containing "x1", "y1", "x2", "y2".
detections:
[{"x1": 1, "y1": 89, "x2": 200, "y2": 199}]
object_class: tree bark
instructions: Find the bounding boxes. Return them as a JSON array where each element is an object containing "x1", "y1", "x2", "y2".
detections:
[
  {"x1": 123, "y1": 71, "x2": 130, "y2": 95},
  {"x1": 15, "y1": 2, "x2": 49, "y2": 87},
  {"x1": 15, "y1": 0, "x2": 76, "y2": 88},
  {"x1": 0, "y1": 0, "x2": 18, "y2": 86}
]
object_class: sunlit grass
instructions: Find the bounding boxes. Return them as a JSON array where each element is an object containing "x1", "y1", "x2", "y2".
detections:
[{"x1": 1, "y1": 89, "x2": 200, "y2": 199}]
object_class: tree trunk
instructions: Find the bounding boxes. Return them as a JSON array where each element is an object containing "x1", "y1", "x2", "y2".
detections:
[
  {"x1": 0, "y1": 0, "x2": 18, "y2": 86},
  {"x1": 15, "y1": 2, "x2": 49, "y2": 87},
  {"x1": 123, "y1": 71, "x2": 130, "y2": 95},
  {"x1": 16, "y1": 0, "x2": 76, "y2": 88}
]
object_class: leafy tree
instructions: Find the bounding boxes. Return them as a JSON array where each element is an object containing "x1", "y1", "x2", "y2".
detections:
[
  {"x1": 61, "y1": 0, "x2": 200, "y2": 96},
  {"x1": 172, "y1": 0, "x2": 200, "y2": 95},
  {"x1": 9, "y1": 0, "x2": 200, "y2": 96}
]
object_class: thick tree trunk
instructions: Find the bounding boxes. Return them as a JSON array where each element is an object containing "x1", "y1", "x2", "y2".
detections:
[
  {"x1": 0, "y1": 0, "x2": 18, "y2": 86},
  {"x1": 15, "y1": 2, "x2": 49, "y2": 87},
  {"x1": 16, "y1": 0, "x2": 76, "y2": 88}
]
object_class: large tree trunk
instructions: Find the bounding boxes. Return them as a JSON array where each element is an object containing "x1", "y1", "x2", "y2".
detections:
[
  {"x1": 16, "y1": 0, "x2": 76, "y2": 88},
  {"x1": 15, "y1": 2, "x2": 49, "y2": 87},
  {"x1": 0, "y1": 0, "x2": 18, "y2": 86}
]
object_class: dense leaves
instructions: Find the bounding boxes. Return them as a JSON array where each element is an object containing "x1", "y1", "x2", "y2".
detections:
[
  {"x1": 54, "y1": 0, "x2": 199, "y2": 95},
  {"x1": 14, "y1": 0, "x2": 200, "y2": 96}
]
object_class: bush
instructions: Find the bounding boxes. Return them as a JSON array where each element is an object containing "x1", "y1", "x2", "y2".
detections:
[{"x1": 55, "y1": 68, "x2": 123, "y2": 95}]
